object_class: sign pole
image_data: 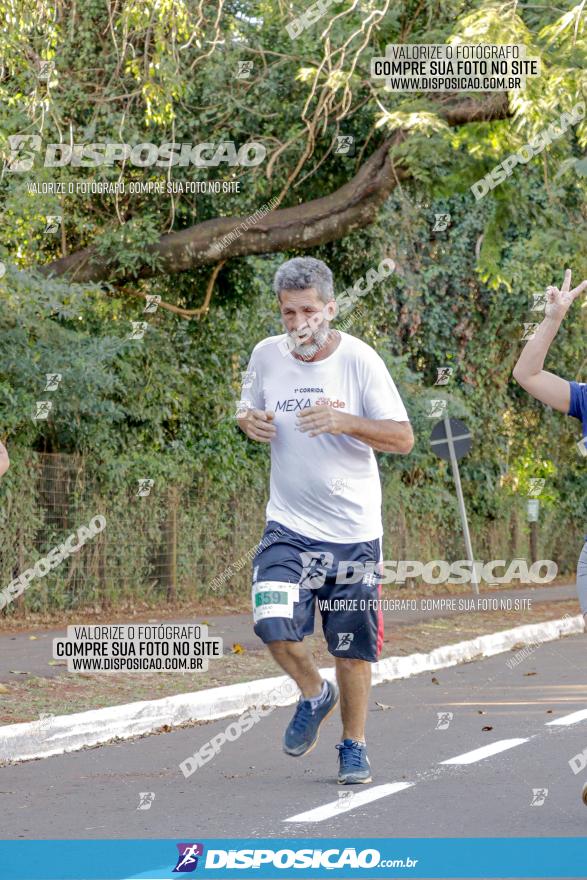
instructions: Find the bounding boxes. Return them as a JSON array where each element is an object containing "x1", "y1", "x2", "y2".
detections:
[
  {"x1": 442, "y1": 415, "x2": 479, "y2": 595},
  {"x1": 527, "y1": 498, "x2": 540, "y2": 564}
]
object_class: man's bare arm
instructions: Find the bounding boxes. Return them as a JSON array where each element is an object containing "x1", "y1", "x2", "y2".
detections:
[
  {"x1": 0, "y1": 441, "x2": 9, "y2": 477},
  {"x1": 297, "y1": 407, "x2": 414, "y2": 453},
  {"x1": 512, "y1": 269, "x2": 587, "y2": 412},
  {"x1": 341, "y1": 415, "x2": 414, "y2": 453},
  {"x1": 512, "y1": 319, "x2": 571, "y2": 413}
]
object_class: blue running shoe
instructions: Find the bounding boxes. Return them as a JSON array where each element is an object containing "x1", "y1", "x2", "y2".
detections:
[
  {"x1": 283, "y1": 681, "x2": 339, "y2": 757},
  {"x1": 336, "y1": 739, "x2": 372, "y2": 784}
]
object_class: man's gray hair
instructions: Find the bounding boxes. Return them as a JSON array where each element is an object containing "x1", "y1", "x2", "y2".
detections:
[{"x1": 273, "y1": 257, "x2": 334, "y2": 304}]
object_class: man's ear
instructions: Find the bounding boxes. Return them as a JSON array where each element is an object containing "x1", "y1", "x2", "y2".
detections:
[{"x1": 322, "y1": 299, "x2": 338, "y2": 321}]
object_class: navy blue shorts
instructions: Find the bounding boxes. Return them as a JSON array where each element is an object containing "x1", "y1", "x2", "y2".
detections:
[{"x1": 251, "y1": 520, "x2": 384, "y2": 662}]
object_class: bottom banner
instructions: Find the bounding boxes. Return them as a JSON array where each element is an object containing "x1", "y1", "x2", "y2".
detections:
[{"x1": 0, "y1": 838, "x2": 585, "y2": 879}]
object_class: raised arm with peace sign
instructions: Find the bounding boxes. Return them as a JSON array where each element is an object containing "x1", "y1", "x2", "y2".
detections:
[
  {"x1": 513, "y1": 269, "x2": 587, "y2": 413},
  {"x1": 513, "y1": 268, "x2": 587, "y2": 626}
]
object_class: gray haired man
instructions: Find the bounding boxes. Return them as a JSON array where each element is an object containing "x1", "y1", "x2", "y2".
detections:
[{"x1": 238, "y1": 256, "x2": 413, "y2": 784}]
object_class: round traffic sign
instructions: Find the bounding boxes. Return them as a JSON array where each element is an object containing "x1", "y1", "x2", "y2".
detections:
[{"x1": 430, "y1": 417, "x2": 472, "y2": 462}]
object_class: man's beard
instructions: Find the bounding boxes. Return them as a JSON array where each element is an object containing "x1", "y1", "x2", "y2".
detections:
[{"x1": 289, "y1": 323, "x2": 331, "y2": 358}]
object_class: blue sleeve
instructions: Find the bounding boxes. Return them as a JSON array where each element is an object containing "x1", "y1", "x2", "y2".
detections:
[{"x1": 568, "y1": 381, "x2": 587, "y2": 421}]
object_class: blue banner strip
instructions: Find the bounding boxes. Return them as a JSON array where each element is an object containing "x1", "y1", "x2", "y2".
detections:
[{"x1": 0, "y1": 837, "x2": 586, "y2": 879}]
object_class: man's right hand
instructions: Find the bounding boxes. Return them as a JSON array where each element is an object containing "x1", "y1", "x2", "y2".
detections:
[
  {"x1": 239, "y1": 408, "x2": 277, "y2": 443},
  {"x1": 545, "y1": 269, "x2": 587, "y2": 323}
]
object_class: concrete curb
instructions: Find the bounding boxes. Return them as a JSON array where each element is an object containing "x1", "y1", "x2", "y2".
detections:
[{"x1": 0, "y1": 614, "x2": 583, "y2": 764}]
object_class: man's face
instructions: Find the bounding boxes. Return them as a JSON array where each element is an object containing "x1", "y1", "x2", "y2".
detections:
[{"x1": 279, "y1": 288, "x2": 334, "y2": 358}]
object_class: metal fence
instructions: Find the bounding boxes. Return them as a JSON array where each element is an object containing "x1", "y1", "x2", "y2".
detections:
[
  {"x1": 0, "y1": 452, "x2": 267, "y2": 614},
  {"x1": 0, "y1": 452, "x2": 580, "y2": 615}
]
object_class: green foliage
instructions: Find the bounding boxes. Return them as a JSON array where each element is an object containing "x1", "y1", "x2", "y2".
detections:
[{"x1": 0, "y1": 1, "x2": 586, "y2": 609}]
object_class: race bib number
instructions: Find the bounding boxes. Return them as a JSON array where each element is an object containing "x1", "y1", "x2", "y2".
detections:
[{"x1": 252, "y1": 581, "x2": 299, "y2": 622}]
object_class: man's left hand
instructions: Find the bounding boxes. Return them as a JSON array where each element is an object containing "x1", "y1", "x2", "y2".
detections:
[{"x1": 296, "y1": 405, "x2": 350, "y2": 437}]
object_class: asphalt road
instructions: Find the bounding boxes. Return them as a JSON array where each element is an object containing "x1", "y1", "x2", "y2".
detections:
[{"x1": 1, "y1": 630, "x2": 586, "y2": 844}]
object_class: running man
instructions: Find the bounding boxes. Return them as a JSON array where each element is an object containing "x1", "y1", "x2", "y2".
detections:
[
  {"x1": 512, "y1": 268, "x2": 587, "y2": 627},
  {"x1": 238, "y1": 256, "x2": 413, "y2": 784},
  {"x1": 0, "y1": 441, "x2": 9, "y2": 477}
]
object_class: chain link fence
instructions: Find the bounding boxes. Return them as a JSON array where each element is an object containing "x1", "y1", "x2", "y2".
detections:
[
  {"x1": 0, "y1": 452, "x2": 580, "y2": 616},
  {"x1": 0, "y1": 452, "x2": 267, "y2": 615}
]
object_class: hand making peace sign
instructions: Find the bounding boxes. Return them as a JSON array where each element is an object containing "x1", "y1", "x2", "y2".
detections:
[{"x1": 545, "y1": 269, "x2": 587, "y2": 322}]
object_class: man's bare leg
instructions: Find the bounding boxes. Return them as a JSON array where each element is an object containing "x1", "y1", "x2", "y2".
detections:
[
  {"x1": 267, "y1": 639, "x2": 323, "y2": 698},
  {"x1": 335, "y1": 657, "x2": 371, "y2": 741},
  {"x1": 270, "y1": 639, "x2": 339, "y2": 758}
]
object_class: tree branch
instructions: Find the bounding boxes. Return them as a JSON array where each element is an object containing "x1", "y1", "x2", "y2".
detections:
[
  {"x1": 40, "y1": 93, "x2": 509, "y2": 286},
  {"x1": 120, "y1": 259, "x2": 226, "y2": 318}
]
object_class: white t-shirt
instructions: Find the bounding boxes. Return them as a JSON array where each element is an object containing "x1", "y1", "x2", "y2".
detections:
[{"x1": 240, "y1": 331, "x2": 409, "y2": 543}]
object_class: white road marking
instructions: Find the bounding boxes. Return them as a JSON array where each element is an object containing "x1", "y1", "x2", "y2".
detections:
[
  {"x1": 284, "y1": 782, "x2": 414, "y2": 823},
  {"x1": 439, "y1": 737, "x2": 532, "y2": 765},
  {"x1": 546, "y1": 708, "x2": 587, "y2": 726}
]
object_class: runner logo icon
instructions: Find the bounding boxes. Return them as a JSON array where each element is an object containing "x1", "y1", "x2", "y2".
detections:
[
  {"x1": 173, "y1": 843, "x2": 204, "y2": 872},
  {"x1": 299, "y1": 551, "x2": 334, "y2": 588},
  {"x1": 336, "y1": 632, "x2": 354, "y2": 651}
]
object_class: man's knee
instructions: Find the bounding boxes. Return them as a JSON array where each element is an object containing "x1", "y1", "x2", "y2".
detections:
[
  {"x1": 335, "y1": 656, "x2": 373, "y2": 673},
  {"x1": 266, "y1": 636, "x2": 305, "y2": 655}
]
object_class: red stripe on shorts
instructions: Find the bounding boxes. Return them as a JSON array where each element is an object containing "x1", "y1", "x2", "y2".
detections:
[{"x1": 376, "y1": 547, "x2": 384, "y2": 656}]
